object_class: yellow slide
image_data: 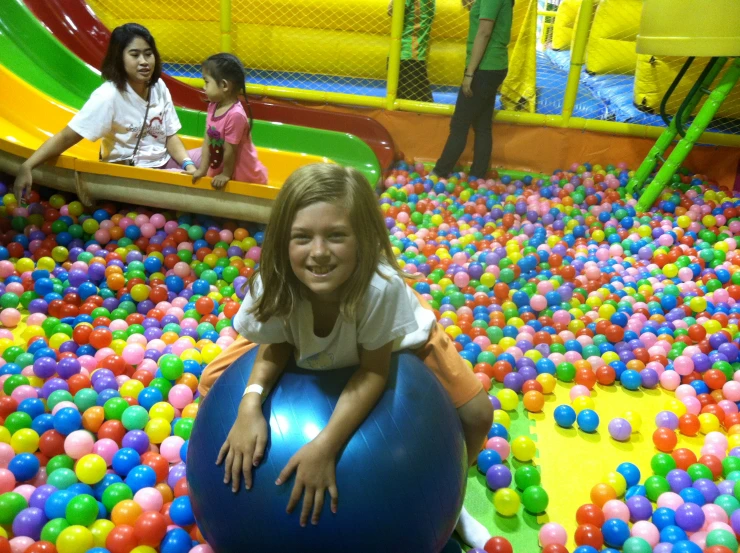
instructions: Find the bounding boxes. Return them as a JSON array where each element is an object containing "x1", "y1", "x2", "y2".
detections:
[{"x1": 0, "y1": 66, "x2": 329, "y2": 222}]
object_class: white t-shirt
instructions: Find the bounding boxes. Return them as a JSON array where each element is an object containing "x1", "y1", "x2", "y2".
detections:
[
  {"x1": 234, "y1": 264, "x2": 437, "y2": 370},
  {"x1": 68, "y1": 79, "x2": 181, "y2": 167}
]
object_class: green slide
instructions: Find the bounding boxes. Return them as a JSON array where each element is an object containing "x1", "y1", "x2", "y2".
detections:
[{"x1": 0, "y1": 0, "x2": 381, "y2": 185}]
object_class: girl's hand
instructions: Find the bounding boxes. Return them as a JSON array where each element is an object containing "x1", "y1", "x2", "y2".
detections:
[
  {"x1": 462, "y1": 75, "x2": 474, "y2": 98},
  {"x1": 184, "y1": 164, "x2": 197, "y2": 175},
  {"x1": 13, "y1": 165, "x2": 33, "y2": 204},
  {"x1": 216, "y1": 400, "x2": 268, "y2": 492},
  {"x1": 276, "y1": 440, "x2": 339, "y2": 526},
  {"x1": 211, "y1": 174, "x2": 230, "y2": 189},
  {"x1": 191, "y1": 167, "x2": 207, "y2": 183}
]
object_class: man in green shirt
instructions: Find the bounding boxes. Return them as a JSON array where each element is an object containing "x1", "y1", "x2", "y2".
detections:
[
  {"x1": 389, "y1": 0, "x2": 436, "y2": 102},
  {"x1": 433, "y1": 0, "x2": 513, "y2": 179}
]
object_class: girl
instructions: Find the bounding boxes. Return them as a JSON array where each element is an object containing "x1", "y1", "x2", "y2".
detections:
[
  {"x1": 199, "y1": 163, "x2": 493, "y2": 549},
  {"x1": 190, "y1": 53, "x2": 268, "y2": 188},
  {"x1": 432, "y1": 0, "x2": 513, "y2": 180},
  {"x1": 13, "y1": 23, "x2": 196, "y2": 203}
]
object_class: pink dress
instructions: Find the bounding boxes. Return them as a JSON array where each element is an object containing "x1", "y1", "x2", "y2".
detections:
[{"x1": 205, "y1": 101, "x2": 268, "y2": 184}]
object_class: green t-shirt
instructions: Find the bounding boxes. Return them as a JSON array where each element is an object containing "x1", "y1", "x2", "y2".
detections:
[
  {"x1": 400, "y1": 0, "x2": 436, "y2": 61},
  {"x1": 466, "y1": 0, "x2": 513, "y2": 70}
]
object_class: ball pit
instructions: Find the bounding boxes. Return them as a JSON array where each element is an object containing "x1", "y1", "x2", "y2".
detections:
[{"x1": 0, "y1": 158, "x2": 739, "y2": 553}]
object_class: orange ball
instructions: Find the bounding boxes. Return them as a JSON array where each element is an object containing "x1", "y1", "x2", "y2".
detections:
[
  {"x1": 522, "y1": 390, "x2": 545, "y2": 412},
  {"x1": 590, "y1": 483, "x2": 617, "y2": 508},
  {"x1": 111, "y1": 500, "x2": 143, "y2": 526},
  {"x1": 653, "y1": 427, "x2": 678, "y2": 453},
  {"x1": 678, "y1": 413, "x2": 700, "y2": 436}
]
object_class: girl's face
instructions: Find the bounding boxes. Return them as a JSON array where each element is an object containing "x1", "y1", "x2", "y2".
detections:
[
  {"x1": 123, "y1": 37, "x2": 155, "y2": 86},
  {"x1": 288, "y1": 201, "x2": 357, "y2": 303},
  {"x1": 202, "y1": 71, "x2": 227, "y2": 103}
]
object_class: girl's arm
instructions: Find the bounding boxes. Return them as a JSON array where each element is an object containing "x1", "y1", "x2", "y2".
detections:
[
  {"x1": 165, "y1": 134, "x2": 196, "y2": 174},
  {"x1": 462, "y1": 19, "x2": 495, "y2": 97},
  {"x1": 211, "y1": 142, "x2": 236, "y2": 189},
  {"x1": 217, "y1": 341, "x2": 293, "y2": 491},
  {"x1": 277, "y1": 340, "x2": 393, "y2": 526},
  {"x1": 14, "y1": 127, "x2": 83, "y2": 202},
  {"x1": 191, "y1": 129, "x2": 211, "y2": 183}
]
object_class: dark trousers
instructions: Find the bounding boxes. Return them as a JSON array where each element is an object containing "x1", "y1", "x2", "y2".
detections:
[
  {"x1": 433, "y1": 69, "x2": 507, "y2": 179},
  {"x1": 397, "y1": 59, "x2": 433, "y2": 103}
]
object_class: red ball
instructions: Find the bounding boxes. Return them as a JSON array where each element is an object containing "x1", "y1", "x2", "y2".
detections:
[
  {"x1": 699, "y1": 454, "x2": 723, "y2": 479},
  {"x1": 672, "y1": 448, "x2": 698, "y2": 471},
  {"x1": 24, "y1": 542, "x2": 57, "y2": 553},
  {"x1": 484, "y1": 536, "x2": 513, "y2": 553},
  {"x1": 195, "y1": 296, "x2": 215, "y2": 315},
  {"x1": 542, "y1": 546, "x2": 569, "y2": 553},
  {"x1": 133, "y1": 511, "x2": 168, "y2": 547},
  {"x1": 576, "y1": 503, "x2": 605, "y2": 527},
  {"x1": 574, "y1": 524, "x2": 603, "y2": 549},
  {"x1": 652, "y1": 427, "x2": 677, "y2": 453},
  {"x1": 38, "y1": 430, "x2": 66, "y2": 458},
  {"x1": 98, "y1": 420, "x2": 126, "y2": 445},
  {"x1": 105, "y1": 524, "x2": 137, "y2": 553}
]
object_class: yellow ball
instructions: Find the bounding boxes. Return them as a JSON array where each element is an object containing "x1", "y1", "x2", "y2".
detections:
[
  {"x1": 75, "y1": 454, "x2": 107, "y2": 484},
  {"x1": 119, "y1": 380, "x2": 145, "y2": 399},
  {"x1": 110, "y1": 339, "x2": 127, "y2": 356},
  {"x1": 22, "y1": 325, "x2": 46, "y2": 342},
  {"x1": 698, "y1": 413, "x2": 720, "y2": 434},
  {"x1": 604, "y1": 471, "x2": 627, "y2": 497},
  {"x1": 201, "y1": 344, "x2": 223, "y2": 365},
  {"x1": 131, "y1": 547, "x2": 158, "y2": 553},
  {"x1": 663, "y1": 399, "x2": 687, "y2": 418},
  {"x1": 56, "y1": 525, "x2": 94, "y2": 553},
  {"x1": 511, "y1": 436, "x2": 537, "y2": 462},
  {"x1": 623, "y1": 411, "x2": 643, "y2": 433},
  {"x1": 499, "y1": 337, "x2": 516, "y2": 351},
  {"x1": 571, "y1": 396, "x2": 595, "y2": 414},
  {"x1": 179, "y1": 349, "x2": 203, "y2": 364},
  {"x1": 37, "y1": 256, "x2": 56, "y2": 272},
  {"x1": 536, "y1": 373, "x2": 556, "y2": 394},
  {"x1": 0, "y1": 426, "x2": 10, "y2": 444},
  {"x1": 90, "y1": 519, "x2": 115, "y2": 547},
  {"x1": 728, "y1": 433, "x2": 740, "y2": 450},
  {"x1": 130, "y1": 284, "x2": 150, "y2": 302},
  {"x1": 10, "y1": 428, "x2": 39, "y2": 454},
  {"x1": 49, "y1": 333, "x2": 72, "y2": 350},
  {"x1": 52, "y1": 246, "x2": 69, "y2": 263},
  {"x1": 145, "y1": 418, "x2": 172, "y2": 444},
  {"x1": 149, "y1": 402, "x2": 175, "y2": 422},
  {"x1": 493, "y1": 409, "x2": 511, "y2": 430},
  {"x1": 493, "y1": 488, "x2": 521, "y2": 517},
  {"x1": 497, "y1": 389, "x2": 519, "y2": 411},
  {"x1": 445, "y1": 325, "x2": 462, "y2": 339},
  {"x1": 15, "y1": 257, "x2": 35, "y2": 273}
]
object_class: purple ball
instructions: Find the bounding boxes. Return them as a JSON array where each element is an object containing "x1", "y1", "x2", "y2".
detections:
[
  {"x1": 11, "y1": 507, "x2": 47, "y2": 540},
  {"x1": 58, "y1": 341, "x2": 78, "y2": 354},
  {"x1": 717, "y1": 480, "x2": 735, "y2": 496},
  {"x1": 485, "y1": 464, "x2": 511, "y2": 491},
  {"x1": 28, "y1": 299, "x2": 48, "y2": 314},
  {"x1": 57, "y1": 358, "x2": 81, "y2": 380},
  {"x1": 518, "y1": 366, "x2": 537, "y2": 382},
  {"x1": 488, "y1": 396, "x2": 501, "y2": 410},
  {"x1": 33, "y1": 357, "x2": 57, "y2": 379},
  {"x1": 626, "y1": 495, "x2": 653, "y2": 521},
  {"x1": 503, "y1": 372, "x2": 524, "y2": 393},
  {"x1": 167, "y1": 462, "x2": 188, "y2": 488},
  {"x1": 692, "y1": 478, "x2": 719, "y2": 503},
  {"x1": 122, "y1": 430, "x2": 150, "y2": 455},
  {"x1": 29, "y1": 485, "x2": 57, "y2": 510},
  {"x1": 608, "y1": 418, "x2": 632, "y2": 442},
  {"x1": 40, "y1": 378, "x2": 69, "y2": 399},
  {"x1": 655, "y1": 411, "x2": 679, "y2": 430},
  {"x1": 674, "y1": 502, "x2": 704, "y2": 532},
  {"x1": 666, "y1": 469, "x2": 692, "y2": 493},
  {"x1": 640, "y1": 368, "x2": 659, "y2": 389},
  {"x1": 731, "y1": 508, "x2": 740, "y2": 534}
]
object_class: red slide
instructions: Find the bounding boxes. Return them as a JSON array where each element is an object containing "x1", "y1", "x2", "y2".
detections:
[{"x1": 24, "y1": 0, "x2": 397, "y2": 172}]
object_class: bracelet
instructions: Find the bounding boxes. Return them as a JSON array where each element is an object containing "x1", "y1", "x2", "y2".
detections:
[
  {"x1": 243, "y1": 383, "x2": 265, "y2": 401},
  {"x1": 465, "y1": 73, "x2": 474, "y2": 77},
  {"x1": 182, "y1": 159, "x2": 195, "y2": 170}
]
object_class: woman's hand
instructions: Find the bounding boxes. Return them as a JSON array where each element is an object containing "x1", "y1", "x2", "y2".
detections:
[
  {"x1": 13, "y1": 164, "x2": 33, "y2": 204},
  {"x1": 462, "y1": 75, "x2": 474, "y2": 98},
  {"x1": 211, "y1": 174, "x2": 230, "y2": 189},
  {"x1": 276, "y1": 439, "x2": 339, "y2": 527},
  {"x1": 191, "y1": 167, "x2": 207, "y2": 183},
  {"x1": 216, "y1": 399, "x2": 268, "y2": 492}
]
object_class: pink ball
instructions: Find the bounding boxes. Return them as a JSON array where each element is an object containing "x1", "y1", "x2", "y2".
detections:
[
  {"x1": 5, "y1": 282, "x2": 24, "y2": 296},
  {"x1": 160, "y1": 436, "x2": 185, "y2": 463},
  {"x1": 656, "y1": 491, "x2": 684, "y2": 510},
  {"x1": 453, "y1": 272, "x2": 469, "y2": 288},
  {"x1": 682, "y1": 396, "x2": 701, "y2": 415},
  {"x1": 602, "y1": 499, "x2": 630, "y2": 522},
  {"x1": 569, "y1": 385, "x2": 591, "y2": 401},
  {"x1": 150, "y1": 214, "x2": 166, "y2": 228},
  {"x1": 702, "y1": 504, "x2": 729, "y2": 527},
  {"x1": 530, "y1": 295, "x2": 547, "y2": 311},
  {"x1": 13, "y1": 484, "x2": 35, "y2": 502},
  {"x1": 173, "y1": 262, "x2": 191, "y2": 278},
  {"x1": 164, "y1": 221, "x2": 179, "y2": 234},
  {"x1": 660, "y1": 370, "x2": 681, "y2": 391},
  {"x1": 0, "y1": 468, "x2": 16, "y2": 493},
  {"x1": 247, "y1": 247, "x2": 261, "y2": 261},
  {"x1": 0, "y1": 261, "x2": 16, "y2": 278},
  {"x1": 92, "y1": 438, "x2": 119, "y2": 466},
  {"x1": 0, "y1": 308, "x2": 21, "y2": 327},
  {"x1": 673, "y1": 355, "x2": 694, "y2": 376},
  {"x1": 189, "y1": 545, "x2": 215, "y2": 553},
  {"x1": 689, "y1": 530, "x2": 707, "y2": 549},
  {"x1": 168, "y1": 384, "x2": 194, "y2": 410},
  {"x1": 485, "y1": 437, "x2": 510, "y2": 459},
  {"x1": 631, "y1": 521, "x2": 659, "y2": 547},
  {"x1": 9, "y1": 536, "x2": 34, "y2": 553},
  {"x1": 26, "y1": 313, "x2": 46, "y2": 326},
  {"x1": 538, "y1": 523, "x2": 567, "y2": 546},
  {"x1": 122, "y1": 344, "x2": 145, "y2": 366},
  {"x1": 0, "y1": 443, "x2": 15, "y2": 468},
  {"x1": 11, "y1": 385, "x2": 38, "y2": 403},
  {"x1": 134, "y1": 486, "x2": 164, "y2": 511},
  {"x1": 64, "y1": 430, "x2": 95, "y2": 459},
  {"x1": 140, "y1": 223, "x2": 156, "y2": 238},
  {"x1": 723, "y1": 381, "x2": 740, "y2": 402}
]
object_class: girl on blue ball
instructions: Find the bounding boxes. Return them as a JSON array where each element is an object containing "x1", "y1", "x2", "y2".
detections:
[{"x1": 198, "y1": 163, "x2": 494, "y2": 549}]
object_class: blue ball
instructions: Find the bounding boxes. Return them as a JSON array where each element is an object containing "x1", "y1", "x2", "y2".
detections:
[
  {"x1": 670, "y1": 540, "x2": 702, "y2": 553},
  {"x1": 170, "y1": 496, "x2": 196, "y2": 526},
  {"x1": 44, "y1": 489, "x2": 77, "y2": 520},
  {"x1": 576, "y1": 409, "x2": 600, "y2": 433},
  {"x1": 8, "y1": 453, "x2": 40, "y2": 482},
  {"x1": 125, "y1": 465, "x2": 157, "y2": 493},
  {"x1": 161, "y1": 528, "x2": 193, "y2": 553},
  {"x1": 187, "y1": 350, "x2": 466, "y2": 553},
  {"x1": 652, "y1": 506, "x2": 676, "y2": 530},
  {"x1": 616, "y1": 462, "x2": 640, "y2": 488},
  {"x1": 660, "y1": 525, "x2": 688, "y2": 544},
  {"x1": 554, "y1": 405, "x2": 577, "y2": 428},
  {"x1": 112, "y1": 448, "x2": 142, "y2": 477},
  {"x1": 53, "y1": 407, "x2": 82, "y2": 435},
  {"x1": 602, "y1": 518, "x2": 630, "y2": 548},
  {"x1": 477, "y1": 449, "x2": 502, "y2": 474}
]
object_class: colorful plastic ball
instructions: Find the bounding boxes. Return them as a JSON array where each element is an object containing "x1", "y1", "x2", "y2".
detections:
[
  {"x1": 554, "y1": 405, "x2": 577, "y2": 428},
  {"x1": 608, "y1": 418, "x2": 632, "y2": 441},
  {"x1": 74, "y1": 454, "x2": 107, "y2": 484},
  {"x1": 653, "y1": 427, "x2": 678, "y2": 453},
  {"x1": 601, "y1": 518, "x2": 630, "y2": 548},
  {"x1": 577, "y1": 409, "x2": 600, "y2": 433},
  {"x1": 521, "y1": 485, "x2": 549, "y2": 513},
  {"x1": 493, "y1": 488, "x2": 520, "y2": 517},
  {"x1": 539, "y1": 522, "x2": 567, "y2": 547},
  {"x1": 56, "y1": 525, "x2": 94, "y2": 553},
  {"x1": 511, "y1": 436, "x2": 536, "y2": 462}
]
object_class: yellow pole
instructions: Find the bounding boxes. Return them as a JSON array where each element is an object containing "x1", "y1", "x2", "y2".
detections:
[
  {"x1": 561, "y1": 0, "x2": 593, "y2": 123},
  {"x1": 220, "y1": 0, "x2": 232, "y2": 53},
  {"x1": 386, "y1": 0, "x2": 406, "y2": 111}
]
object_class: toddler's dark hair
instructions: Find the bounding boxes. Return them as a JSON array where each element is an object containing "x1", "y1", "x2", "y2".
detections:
[{"x1": 203, "y1": 53, "x2": 253, "y2": 136}]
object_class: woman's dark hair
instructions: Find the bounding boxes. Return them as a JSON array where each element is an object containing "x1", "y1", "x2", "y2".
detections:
[
  {"x1": 202, "y1": 53, "x2": 253, "y2": 136},
  {"x1": 101, "y1": 23, "x2": 162, "y2": 92}
]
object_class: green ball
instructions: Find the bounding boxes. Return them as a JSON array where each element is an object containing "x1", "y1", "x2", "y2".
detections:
[
  {"x1": 3, "y1": 374, "x2": 30, "y2": 396},
  {"x1": 104, "y1": 397, "x2": 130, "y2": 421},
  {"x1": 2, "y1": 345, "x2": 24, "y2": 362},
  {"x1": 173, "y1": 418, "x2": 194, "y2": 440},
  {"x1": 65, "y1": 494, "x2": 99, "y2": 526},
  {"x1": 149, "y1": 377, "x2": 173, "y2": 398},
  {"x1": 514, "y1": 465, "x2": 541, "y2": 490},
  {"x1": 46, "y1": 467, "x2": 78, "y2": 490},
  {"x1": 650, "y1": 453, "x2": 677, "y2": 477},
  {"x1": 622, "y1": 537, "x2": 652, "y2": 553},
  {"x1": 159, "y1": 354, "x2": 185, "y2": 380},
  {"x1": 47, "y1": 454, "x2": 75, "y2": 474},
  {"x1": 723, "y1": 456, "x2": 740, "y2": 478},
  {"x1": 47, "y1": 390, "x2": 74, "y2": 411},
  {"x1": 3, "y1": 411, "x2": 32, "y2": 435},
  {"x1": 0, "y1": 492, "x2": 28, "y2": 524},
  {"x1": 521, "y1": 485, "x2": 549, "y2": 513},
  {"x1": 714, "y1": 494, "x2": 740, "y2": 517},
  {"x1": 706, "y1": 528, "x2": 739, "y2": 550},
  {"x1": 121, "y1": 405, "x2": 150, "y2": 430},
  {"x1": 14, "y1": 352, "x2": 35, "y2": 368},
  {"x1": 73, "y1": 389, "x2": 99, "y2": 412},
  {"x1": 644, "y1": 475, "x2": 671, "y2": 501},
  {"x1": 41, "y1": 518, "x2": 71, "y2": 543},
  {"x1": 0, "y1": 292, "x2": 20, "y2": 308},
  {"x1": 556, "y1": 362, "x2": 576, "y2": 382},
  {"x1": 102, "y1": 482, "x2": 134, "y2": 513},
  {"x1": 687, "y1": 463, "x2": 713, "y2": 482}
]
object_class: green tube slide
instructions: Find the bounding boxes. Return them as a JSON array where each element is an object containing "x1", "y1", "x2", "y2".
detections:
[{"x1": 0, "y1": 0, "x2": 381, "y2": 185}]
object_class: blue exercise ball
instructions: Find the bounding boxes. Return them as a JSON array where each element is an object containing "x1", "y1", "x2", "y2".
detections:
[{"x1": 187, "y1": 349, "x2": 466, "y2": 553}]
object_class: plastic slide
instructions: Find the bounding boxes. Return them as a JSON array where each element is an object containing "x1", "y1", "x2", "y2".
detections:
[
  {"x1": 22, "y1": 0, "x2": 397, "y2": 172},
  {"x1": 2, "y1": 0, "x2": 381, "y2": 185},
  {"x1": 0, "y1": 66, "x2": 329, "y2": 222}
]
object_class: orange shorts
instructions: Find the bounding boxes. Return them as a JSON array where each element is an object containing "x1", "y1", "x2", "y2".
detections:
[{"x1": 198, "y1": 288, "x2": 483, "y2": 408}]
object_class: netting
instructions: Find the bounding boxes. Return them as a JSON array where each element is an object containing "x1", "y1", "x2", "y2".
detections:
[{"x1": 84, "y1": 0, "x2": 739, "y2": 136}]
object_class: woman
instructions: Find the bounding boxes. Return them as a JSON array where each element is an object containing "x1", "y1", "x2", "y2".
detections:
[
  {"x1": 13, "y1": 23, "x2": 196, "y2": 203},
  {"x1": 432, "y1": 0, "x2": 513, "y2": 180}
]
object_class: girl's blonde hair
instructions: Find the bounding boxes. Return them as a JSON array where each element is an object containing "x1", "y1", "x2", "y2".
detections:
[{"x1": 249, "y1": 163, "x2": 406, "y2": 323}]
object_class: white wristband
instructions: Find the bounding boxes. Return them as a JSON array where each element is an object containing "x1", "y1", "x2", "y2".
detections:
[{"x1": 243, "y1": 383, "x2": 265, "y2": 400}]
